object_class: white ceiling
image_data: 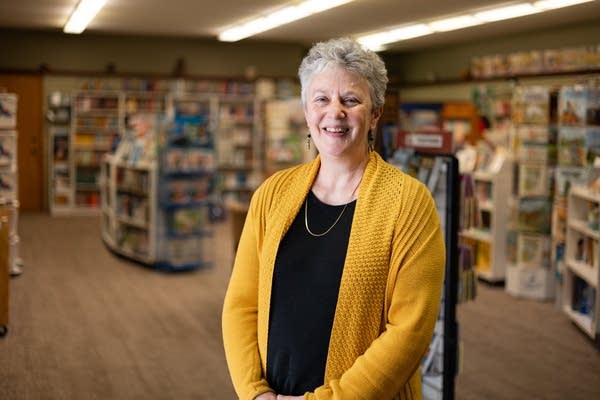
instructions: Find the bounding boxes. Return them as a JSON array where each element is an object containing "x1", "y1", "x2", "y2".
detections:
[{"x1": 1, "y1": 0, "x2": 600, "y2": 52}]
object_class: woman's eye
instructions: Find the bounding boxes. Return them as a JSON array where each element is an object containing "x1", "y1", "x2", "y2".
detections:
[{"x1": 344, "y1": 98, "x2": 359, "y2": 105}]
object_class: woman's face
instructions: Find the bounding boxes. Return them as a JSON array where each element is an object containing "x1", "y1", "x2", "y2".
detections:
[{"x1": 304, "y1": 66, "x2": 382, "y2": 159}]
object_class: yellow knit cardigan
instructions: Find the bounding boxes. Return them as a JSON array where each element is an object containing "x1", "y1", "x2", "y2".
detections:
[{"x1": 222, "y1": 151, "x2": 445, "y2": 400}]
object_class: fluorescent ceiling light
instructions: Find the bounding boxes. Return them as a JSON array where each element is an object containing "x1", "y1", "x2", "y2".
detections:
[
  {"x1": 428, "y1": 15, "x2": 482, "y2": 32},
  {"x1": 533, "y1": 0, "x2": 594, "y2": 10},
  {"x1": 358, "y1": 24, "x2": 432, "y2": 51},
  {"x1": 219, "y1": 0, "x2": 354, "y2": 42},
  {"x1": 474, "y1": 3, "x2": 540, "y2": 22},
  {"x1": 64, "y1": 0, "x2": 107, "y2": 34},
  {"x1": 359, "y1": 0, "x2": 595, "y2": 51}
]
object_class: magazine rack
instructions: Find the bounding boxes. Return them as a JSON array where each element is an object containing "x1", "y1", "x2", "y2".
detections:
[{"x1": 387, "y1": 132, "x2": 460, "y2": 400}]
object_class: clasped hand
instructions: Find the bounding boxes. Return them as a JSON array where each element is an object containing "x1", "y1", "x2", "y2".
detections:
[{"x1": 255, "y1": 392, "x2": 303, "y2": 400}]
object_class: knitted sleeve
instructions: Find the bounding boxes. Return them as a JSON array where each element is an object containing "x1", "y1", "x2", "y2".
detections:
[
  {"x1": 309, "y1": 178, "x2": 446, "y2": 399},
  {"x1": 222, "y1": 182, "x2": 273, "y2": 400}
]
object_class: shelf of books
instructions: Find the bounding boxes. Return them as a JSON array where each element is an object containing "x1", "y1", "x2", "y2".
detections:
[
  {"x1": 563, "y1": 184, "x2": 600, "y2": 340},
  {"x1": 263, "y1": 98, "x2": 315, "y2": 177},
  {"x1": 505, "y1": 86, "x2": 556, "y2": 300},
  {"x1": 554, "y1": 83, "x2": 600, "y2": 307},
  {"x1": 216, "y1": 95, "x2": 261, "y2": 204},
  {"x1": 101, "y1": 113, "x2": 159, "y2": 265},
  {"x1": 155, "y1": 95, "x2": 217, "y2": 271},
  {"x1": 71, "y1": 91, "x2": 123, "y2": 213},
  {"x1": 460, "y1": 150, "x2": 512, "y2": 283},
  {"x1": 46, "y1": 91, "x2": 72, "y2": 215}
]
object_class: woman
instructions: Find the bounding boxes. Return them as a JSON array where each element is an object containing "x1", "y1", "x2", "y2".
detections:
[{"x1": 222, "y1": 37, "x2": 445, "y2": 400}]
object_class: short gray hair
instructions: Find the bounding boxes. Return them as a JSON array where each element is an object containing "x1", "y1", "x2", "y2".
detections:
[{"x1": 298, "y1": 37, "x2": 388, "y2": 110}]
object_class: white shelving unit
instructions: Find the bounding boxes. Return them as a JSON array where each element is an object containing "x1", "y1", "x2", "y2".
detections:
[
  {"x1": 460, "y1": 153, "x2": 512, "y2": 283},
  {"x1": 562, "y1": 184, "x2": 600, "y2": 340},
  {"x1": 101, "y1": 155, "x2": 158, "y2": 265}
]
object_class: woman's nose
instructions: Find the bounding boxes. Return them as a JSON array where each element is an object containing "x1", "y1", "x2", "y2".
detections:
[{"x1": 329, "y1": 100, "x2": 346, "y2": 118}]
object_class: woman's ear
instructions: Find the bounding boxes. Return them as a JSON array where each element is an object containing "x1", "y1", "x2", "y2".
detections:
[{"x1": 370, "y1": 106, "x2": 384, "y2": 129}]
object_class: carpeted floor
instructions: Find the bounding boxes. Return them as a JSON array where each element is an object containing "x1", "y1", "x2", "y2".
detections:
[{"x1": 0, "y1": 213, "x2": 599, "y2": 400}]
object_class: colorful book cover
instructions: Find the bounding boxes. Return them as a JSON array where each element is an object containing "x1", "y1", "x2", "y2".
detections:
[
  {"x1": 558, "y1": 127, "x2": 586, "y2": 166},
  {"x1": 518, "y1": 198, "x2": 552, "y2": 234},
  {"x1": 517, "y1": 233, "x2": 551, "y2": 269},
  {"x1": 518, "y1": 163, "x2": 549, "y2": 197},
  {"x1": 512, "y1": 86, "x2": 549, "y2": 125},
  {"x1": 559, "y1": 86, "x2": 587, "y2": 126}
]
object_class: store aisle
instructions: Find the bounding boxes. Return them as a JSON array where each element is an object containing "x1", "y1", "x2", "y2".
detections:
[
  {"x1": 456, "y1": 283, "x2": 600, "y2": 400},
  {"x1": 0, "y1": 214, "x2": 237, "y2": 400},
  {"x1": 1, "y1": 213, "x2": 599, "y2": 399}
]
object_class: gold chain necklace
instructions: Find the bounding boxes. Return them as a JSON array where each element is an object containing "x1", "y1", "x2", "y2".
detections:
[
  {"x1": 304, "y1": 200, "x2": 348, "y2": 237},
  {"x1": 304, "y1": 176, "x2": 362, "y2": 237}
]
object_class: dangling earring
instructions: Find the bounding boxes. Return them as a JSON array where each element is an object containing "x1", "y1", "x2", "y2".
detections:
[
  {"x1": 307, "y1": 133, "x2": 311, "y2": 149},
  {"x1": 368, "y1": 130, "x2": 374, "y2": 151}
]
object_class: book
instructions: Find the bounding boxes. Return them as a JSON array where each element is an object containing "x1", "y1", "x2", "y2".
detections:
[
  {"x1": 558, "y1": 127, "x2": 587, "y2": 166},
  {"x1": 518, "y1": 163, "x2": 549, "y2": 197},
  {"x1": 518, "y1": 198, "x2": 552, "y2": 233},
  {"x1": 517, "y1": 232, "x2": 551, "y2": 269}
]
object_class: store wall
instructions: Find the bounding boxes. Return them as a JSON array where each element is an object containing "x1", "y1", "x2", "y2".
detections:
[{"x1": 1, "y1": 29, "x2": 307, "y2": 79}]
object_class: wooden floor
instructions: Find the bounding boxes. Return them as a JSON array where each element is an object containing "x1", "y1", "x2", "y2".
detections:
[{"x1": 0, "y1": 214, "x2": 599, "y2": 400}]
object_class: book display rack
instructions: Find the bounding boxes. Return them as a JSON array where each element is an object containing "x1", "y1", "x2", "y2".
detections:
[
  {"x1": 387, "y1": 130, "x2": 462, "y2": 400},
  {"x1": 506, "y1": 86, "x2": 557, "y2": 300}
]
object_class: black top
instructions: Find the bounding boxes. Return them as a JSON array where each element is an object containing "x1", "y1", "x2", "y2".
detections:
[{"x1": 267, "y1": 191, "x2": 356, "y2": 396}]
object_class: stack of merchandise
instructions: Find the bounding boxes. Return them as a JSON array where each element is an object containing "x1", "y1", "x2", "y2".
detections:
[{"x1": 0, "y1": 93, "x2": 22, "y2": 277}]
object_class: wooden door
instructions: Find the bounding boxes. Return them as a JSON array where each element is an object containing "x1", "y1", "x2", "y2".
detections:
[{"x1": 0, "y1": 73, "x2": 44, "y2": 211}]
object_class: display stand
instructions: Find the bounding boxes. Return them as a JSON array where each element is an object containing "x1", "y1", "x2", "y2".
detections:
[
  {"x1": 387, "y1": 129, "x2": 460, "y2": 400},
  {"x1": 506, "y1": 86, "x2": 556, "y2": 300}
]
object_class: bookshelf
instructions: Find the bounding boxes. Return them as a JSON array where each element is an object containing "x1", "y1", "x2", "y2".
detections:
[
  {"x1": 46, "y1": 91, "x2": 73, "y2": 215},
  {"x1": 155, "y1": 95, "x2": 217, "y2": 271},
  {"x1": 460, "y1": 152, "x2": 512, "y2": 283},
  {"x1": 101, "y1": 155, "x2": 158, "y2": 265},
  {"x1": 216, "y1": 95, "x2": 261, "y2": 203},
  {"x1": 71, "y1": 91, "x2": 123, "y2": 213},
  {"x1": 563, "y1": 184, "x2": 600, "y2": 340}
]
